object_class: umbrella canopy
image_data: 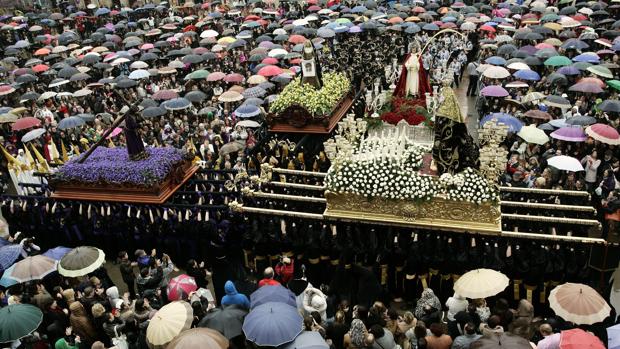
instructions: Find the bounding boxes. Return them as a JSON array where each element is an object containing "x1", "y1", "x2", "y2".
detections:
[
  {"x1": 0, "y1": 265, "x2": 18, "y2": 288},
  {"x1": 142, "y1": 107, "x2": 167, "y2": 118},
  {"x1": 9, "y1": 255, "x2": 57, "y2": 283},
  {"x1": 21, "y1": 128, "x2": 46, "y2": 143},
  {"x1": 547, "y1": 156, "x2": 584, "y2": 172},
  {"x1": 167, "y1": 274, "x2": 198, "y2": 301},
  {"x1": 560, "y1": 328, "x2": 605, "y2": 349},
  {"x1": 453, "y1": 268, "x2": 509, "y2": 299},
  {"x1": 551, "y1": 127, "x2": 587, "y2": 142},
  {"x1": 42, "y1": 246, "x2": 72, "y2": 260},
  {"x1": 185, "y1": 91, "x2": 207, "y2": 103},
  {"x1": 250, "y1": 284, "x2": 297, "y2": 309},
  {"x1": 469, "y1": 333, "x2": 531, "y2": 348},
  {"x1": 198, "y1": 304, "x2": 248, "y2": 339},
  {"x1": 523, "y1": 109, "x2": 552, "y2": 120},
  {"x1": 598, "y1": 100, "x2": 620, "y2": 113},
  {"x1": 167, "y1": 328, "x2": 229, "y2": 349},
  {"x1": 0, "y1": 244, "x2": 22, "y2": 270},
  {"x1": 585, "y1": 124, "x2": 620, "y2": 145},
  {"x1": 234, "y1": 105, "x2": 261, "y2": 118},
  {"x1": 236, "y1": 120, "x2": 261, "y2": 128},
  {"x1": 480, "y1": 113, "x2": 524, "y2": 133},
  {"x1": 607, "y1": 324, "x2": 620, "y2": 349},
  {"x1": 147, "y1": 301, "x2": 193, "y2": 349},
  {"x1": 242, "y1": 302, "x2": 303, "y2": 347},
  {"x1": 12, "y1": 117, "x2": 41, "y2": 131},
  {"x1": 219, "y1": 91, "x2": 244, "y2": 103},
  {"x1": 566, "y1": 115, "x2": 597, "y2": 126},
  {"x1": 282, "y1": 330, "x2": 329, "y2": 349},
  {"x1": 0, "y1": 304, "x2": 43, "y2": 343},
  {"x1": 568, "y1": 82, "x2": 604, "y2": 94},
  {"x1": 481, "y1": 66, "x2": 510, "y2": 78},
  {"x1": 58, "y1": 246, "x2": 105, "y2": 277},
  {"x1": 163, "y1": 98, "x2": 192, "y2": 111},
  {"x1": 517, "y1": 125, "x2": 549, "y2": 144},
  {"x1": 480, "y1": 85, "x2": 509, "y2": 97},
  {"x1": 58, "y1": 116, "x2": 86, "y2": 130}
]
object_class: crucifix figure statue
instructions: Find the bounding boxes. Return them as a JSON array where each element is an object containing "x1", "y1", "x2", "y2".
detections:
[{"x1": 78, "y1": 90, "x2": 148, "y2": 163}]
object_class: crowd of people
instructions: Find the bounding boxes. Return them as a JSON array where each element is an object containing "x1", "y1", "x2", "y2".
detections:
[{"x1": 0, "y1": 0, "x2": 618, "y2": 348}]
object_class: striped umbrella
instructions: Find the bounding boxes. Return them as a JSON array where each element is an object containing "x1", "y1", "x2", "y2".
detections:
[{"x1": 167, "y1": 274, "x2": 198, "y2": 301}]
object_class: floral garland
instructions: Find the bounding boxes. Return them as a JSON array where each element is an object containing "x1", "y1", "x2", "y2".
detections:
[
  {"x1": 440, "y1": 168, "x2": 500, "y2": 204},
  {"x1": 270, "y1": 72, "x2": 350, "y2": 116}
]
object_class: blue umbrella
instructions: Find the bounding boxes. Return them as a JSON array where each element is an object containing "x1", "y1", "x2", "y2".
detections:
[
  {"x1": 485, "y1": 56, "x2": 507, "y2": 66},
  {"x1": 607, "y1": 323, "x2": 620, "y2": 349},
  {"x1": 405, "y1": 25, "x2": 421, "y2": 34},
  {"x1": 234, "y1": 105, "x2": 261, "y2": 118},
  {"x1": 0, "y1": 244, "x2": 21, "y2": 270},
  {"x1": 557, "y1": 65, "x2": 581, "y2": 76},
  {"x1": 242, "y1": 302, "x2": 303, "y2": 347},
  {"x1": 142, "y1": 106, "x2": 167, "y2": 118},
  {"x1": 480, "y1": 113, "x2": 524, "y2": 133},
  {"x1": 242, "y1": 87, "x2": 267, "y2": 99},
  {"x1": 572, "y1": 53, "x2": 600, "y2": 63},
  {"x1": 317, "y1": 27, "x2": 335, "y2": 38},
  {"x1": 513, "y1": 69, "x2": 540, "y2": 81},
  {"x1": 549, "y1": 118, "x2": 568, "y2": 128},
  {"x1": 250, "y1": 285, "x2": 296, "y2": 309},
  {"x1": 282, "y1": 330, "x2": 329, "y2": 349},
  {"x1": 351, "y1": 5, "x2": 367, "y2": 13},
  {"x1": 42, "y1": 247, "x2": 72, "y2": 261},
  {"x1": 95, "y1": 7, "x2": 110, "y2": 16},
  {"x1": 422, "y1": 23, "x2": 439, "y2": 31},
  {"x1": 0, "y1": 265, "x2": 18, "y2": 288},
  {"x1": 162, "y1": 98, "x2": 191, "y2": 111},
  {"x1": 243, "y1": 98, "x2": 264, "y2": 106}
]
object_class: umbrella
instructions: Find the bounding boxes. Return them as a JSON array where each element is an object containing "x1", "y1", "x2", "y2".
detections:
[
  {"x1": 482, "y1": 66, "x2": 510, "y2": 78},
  {"x1": 545, "y1": 95, "x2": 572, "y2": 108},
  {"x1": 198, "y1": 304, "x2": 248, "y2": 339},
  {"x1": 588, "y1": 65, "x2": 613, "y2": 79},
  {"x1": 479, "y1": 113, "x2": 524, "y2": 133},
  {"x1": 585, "y1": 124, "x2": 620, "y2": 144},
  {"x1": 152, "y1": 90, "x2": 179, "y2": 101},
  {"x1": 142, "y1": 107, "x2": 167, "y2": 118},
  {"x1": 219, "y1": 141, "x2": 246, "y2": 156},
  {"x1": 513, "y1": 69, "x2": 541, "y2": 81},
  {"x1": 545, "y1": 56, "x2": 572, "y2": 66},
  {"x1": 523, "y1": 109, "x2": 552, "y2": 120},
  {"x1": 219, "y1": 91, "x2": 244, "y2": 103},
  {"x1": 282, "y1": 331, "x2": 329, "y2": 349},
  {"x1": 0, "y1": 304, "x2": 43, "y2": 343},
  {"x1": 453, "y1": 268, "x2": 509, "y2": 299},
  {"x1": 58, "y1": 116, "x2": 86, "y2": 130},
  {"x1": 12, "y1": 117, "x2": 41, "y2": 131},
  {"x1": 242, "y1": 302, "x2": 303, "y2": 347},
  {"x1": 569, "y1": 82, "x2": 604, "y2": 94},
  {"x1": 129, "y1": 69, "x2": 150, "y2": 80},
  {"x1": 551, "y1": 127, "x2": 587, "y2": 142},
  {"x1": 469, "y1": 333, "x2": 531, "y2": 348},
  {"x1": 234, "y1": 105, "x2": 261, "y2": 118},
  {"x1": 42, "y1": 246, "x2": 72, "y2": 260},
  {"x1": 522, "y1": 92, "x2": 546, "y2": 104},
  {"x1": 258, "y1": 65, "x2": 284, "y2": 77},
  {"x1": 167, "y1": 274, "x2": 198, "y2": 301},
  {"x1": 607, "y1": 324, "x2": 620, "y2": 349},
  {"x1": 147, "y1": 301, "x2": 193, "y2": 349},
  {"x1": 236, "y1": 120, "x2": 261, "y2": 128},
  {"x1": 480, "y1": 85, "x2": 509, "y2": 97},
  {"x1": 0, "y1": 265, "x2": 18, "y2": 288},
  {"x1": 547, "y1": 156, "x2": 584, "y2": 172},
  {"x1": 566, "y1": 115, "x2": 597, "y2": 126},
  {"x1": 167, "y1": 328, "x2": 229, "y2": 349},
  {"x1": 517, "y1": 125, "x2": 549, "y2": 144},
  {"x1": 21, "y1": 128, "x2": 46, "y2": 143},
  {"x1": 0, "y1": 244, "x2": 22, "y2": 270},
  {"x1": 163, "y1": 98, "x2": 192, "y2": 111},
  {"x1": 560, "y1": 328, "x2": 605, "y2": 349},
  {"x1": 58, "y1": 246, "x2": 105, "y2": 277},
  {"x1": 250, "y1": 285, "x2": 297, "y2": 309},
  {"x1": 0, "y1": 113, "x2": 17, "y2": 123},
  {"x1": 9, "y1": 255, "x2": 57, "y2": 283},
  {"x1": 185, "y1": 91, "x2": 207, "y2": 103},
  {"x1": 598, "y1": 100, "x2": 620, "y2": 113}
]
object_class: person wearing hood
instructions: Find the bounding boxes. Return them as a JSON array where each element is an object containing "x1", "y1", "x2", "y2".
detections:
[
  {"x1": 221, "y1": 280, "x2": 250, "y2": 309},
  {"x1": 69, "y1": 302, "x2": 98, "y2": 347},
  {"x1": 303, "y1": 287, "x2": 328, "y2": 323},
  {"x1": 105, "y1": 286, "x2": 120, "y2": 310}
]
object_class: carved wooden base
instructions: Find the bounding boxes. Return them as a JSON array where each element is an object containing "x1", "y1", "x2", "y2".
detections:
[
  {"x1": 324, "y1": 191, "x2": 502, "y2": 233},
  {"x1": 50, "y1": 165, "x2": 198, "y2": 204},
  {"x1": 268, "y1": 96, "x2": 354, "y2": 134}
]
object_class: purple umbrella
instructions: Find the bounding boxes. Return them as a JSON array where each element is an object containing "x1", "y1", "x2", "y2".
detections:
[
  {"x1": 480, "y1": 85, "x2": 509, "y2": 97},
  {"x1": 519, "y1": 45, "x2": 538, "y2": 55},
  {"x1": 550, "y1": 127, "x2": 587, "y2": 142},
  {"x1": 42, "y1": 247, "x2": 72, "y2": 261},
  {"x1": 513, "y1": 69, "x2": 541, "y2": 81},
  {"x1": 568, "y1": 82, "x2": 604, "y2": 94},
  {"x1": 557, "y1": 65, "x2": 580, "y2": 76}
]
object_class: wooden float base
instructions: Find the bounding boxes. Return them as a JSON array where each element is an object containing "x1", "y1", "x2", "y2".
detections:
[
  {"x1": 50, "y1": 165, "x2": 198, "y2": 204},
  {"x1": 269, "y1": 97, "x2": 354, "y2": 134}
]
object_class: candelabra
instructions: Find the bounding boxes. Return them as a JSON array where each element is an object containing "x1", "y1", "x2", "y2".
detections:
[
  {"x1": 323, "y1": 114, "x2": 368, "y2": 162},
  {"x1": 479, "y1": 119, "x2": 509, "y2": 183}
]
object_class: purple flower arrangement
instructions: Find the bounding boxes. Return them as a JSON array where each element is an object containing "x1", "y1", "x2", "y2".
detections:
[{"x1": 55, "y1": 147, "x2": 187, "y2": 187}]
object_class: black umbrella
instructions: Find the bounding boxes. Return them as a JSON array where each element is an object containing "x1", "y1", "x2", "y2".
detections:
[
  {"x1": 598, "y1": 100, "x2": 620, "y2": 113},
  {"x1": 566, "y1": 115, "x2": 597, "y2": 126},
  {"x1": 185, "y1": 90, "x2": 207, "y2": 103},
  {"x1": 140, "y1": 99, "x2": 159, "y2": 108},
  {"x1": 116, "y1": 79, "x2": 137, "y2": 89},
  {"x1": 69, "y1": 73, "x2": 91, "y2": 82},
  {"x1": 182, "y1": 54, "x2": 203, "y2": 64},
  {"x1": 198, "y1": 304, "x2": 248, "y2": 340},
  {"x1": 16, "y1": 74, "x2": 37, "y2": 84},
  {"x1": 20, "y1": 91, "x2": 40, "y2": 101},
  {"x1": 547, "y1": 73, "x2": 568, "y2": 86},
  {"x1": 142, "y1": 106, "x2": 167, "y2": 118},
  {"x1": 82, "y1": 55, "x2": 101, "y2": 65},
  {"x1": 57, "y1": 66, "x2": 79, "y2": 78}
]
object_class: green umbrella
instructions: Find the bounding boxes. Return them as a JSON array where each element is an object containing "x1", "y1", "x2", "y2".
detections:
[
  {"x1": 541, "y1": 13, "x2": 560, "y2": 22},
  {"x1": 544, "y1": 56, "x2": 572, "y2": 67},
  {"x1": 184, "y1": 69, "x2": 210, "y2": 81},
  {"x1": 573, "y1": 62, "x2": 593, "y2": 71},
  {"x1": 0, "y1": 304, "x2": 43, "y2": 342},
  {"x1": 587, "y1": 65, "x2": 614, "y2": 79},
  {"x1": 606, "y1": 80, "x2": 620, "y2": 91}
]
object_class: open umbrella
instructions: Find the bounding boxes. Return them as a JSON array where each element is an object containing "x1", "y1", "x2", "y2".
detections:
[
  {"x1": 142, "y1": 107, "x2": 167, "y2": 118},
  {"x1": 481, "y1": 66, "x2": 510, "y2": 79},
  {"x1": 218, "y1": 91, "x2": 244, "y2": 103},
  {"x1": 585, "y1": 124, "x2": 620, "y2": 145},
  {"x1": 234, "y1": 105, "x2": 261, "y2": 118},
  {"x1": 167, "y1": 328, "x2": 229, "y2": 349},
  {"x1": 547, "y1": 156, "x2": 584, "y2": 172},
  {"x1": 250, "y1": 285, "x2": 297, "y2": 309},
  {"x1": 9, "y1": 255, "x2": 57, "y2": 283},
  {"x1": 167, "y1": 274, "x2": 197, "y2": 301},
  {"x1": 58, "y1": 116, "x2": 85, "y2": 130},
  {"x1": 551, "y1": 127, "x2": 587, "y2": 142},
  {"x1": 0, "y1": 265, "x2": 18, "y2": 288},
  {"x1": 42, "y1": 246, "x2": 72, "y2": 260},
  {"x1": 243, "y1": 302, "x2": 303, "y2": 347},
  {"x1": 0, "y1": 244, "x2": 22, "y2": 270},
  {"x1": 566, "y1": 115, "x2": 597, "y2": 126},
  {"x1": 569, "y1": 82, "x2": 604, "y2": 94},
  {"x1": 282, "y1": 330, "x2": 329, "y2": 349},
  {"x1": 469, "y1": 333, "x2": 531, "y2": 348},
  {"x1": 598, "y1": 100, "x2": 620, "y2": 113},
  {"x1": 147, "y1": 301, "x2": 193, "y2": 349},
  {"x1": 545, "y1": 95, "x2": 571, "y2": 108},
  {"x1": 523, "y1": 109, "x2": 552, "y2": 120},
  {"x1": 560, "y1": 328, "x2": 605, "y2": 349},
  {"x1": 480, "y1": 85, "x2": 509, "y2": 97},
  {"x1": 236, "y1": 120, "x2": 261, "y2": 128},
  {"x1": 480, "y1": 113, "x2": 524, "y2": 133},
  {"x1": 198, "y1": 304, "x2": 248, "y2": 339},
  {"x1": 0, "y1": 304, "x2": 43, "y2": 343},
  {"x1": 607, "y1": 323, "x2": 620, "y2": 349},
  {"x1": 517, "y1": 125, "x2": 549, "y2": 144},
  {"x1": 21, "y1": 128, "x2": 46, "y2": 143},
  {"x1": 152, "y1": 90, "x2": 178, "y2": 101},
  {"x1": 58, "y1": 246, "x2": 105, "y2": 277},
  {"x1": 453, "y1": 269, "x2": 509, "y2": 299},
  {"x1": 12, "y1": 117, "x2": 41, "y2": 131},
  {"x1": 163, "y1": 98, "x2": 192, "y2": 111}
]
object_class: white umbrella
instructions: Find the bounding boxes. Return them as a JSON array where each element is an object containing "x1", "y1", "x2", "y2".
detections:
[
  {"x1": 237, "y1": 120, "x2": 261, "y2": 128},
  {"x1": 517, "y1": 125, "x2": 549, "y2": 145},
  {"x1": 507, "y1": 62, "x2": 530, "y2": 70},
  {"x1": 549, "y1": 283, "x2": 611, "y2": 325},
  {"x1": 21, "y1": 128, "x2": 46, "y2": 143},
  {"x1": 129, "y1": 69, "x2": 151, "y2": 80},
  {"x1": 547, "y1": 155, "x2": 584, "y2": 172},
  {"x1": 200, "y1": 29, "x2": 219, "y2": 38},
  {"x1": 130, "y1": 61, "x2": 149, "y2": 69},
  {"x1": 268, "y1": 48, "x2": 288, "y2": 58},
  {"x1": 453, "y1": 268, "x2": 509, "y2": 299},
  {"x1": 38, "y1": 91, "x2": 57, "y2": 100},
  {"x1": 482, "y1": 66, "x2": 510, "y2": 79},
  {"x1": 147, "y1": 301, "x2": 193, "y2": 349},
  {"x1": 460, "y1": 22, "x2": 476, "y2": 31},
  {"x1": 73, "y1": 88, "x2": 92, "y2": 97}
]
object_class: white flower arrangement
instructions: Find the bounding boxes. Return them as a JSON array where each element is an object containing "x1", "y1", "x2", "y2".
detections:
[
  {"x1": 442, "y1": 167, "x2": 499, "y2": 204},
  {"x1": 270, "y1": 73, "x2": 350, "y2": 116}
]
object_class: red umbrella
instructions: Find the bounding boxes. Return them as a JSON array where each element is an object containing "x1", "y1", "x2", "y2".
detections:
[
  {"x1": 586, "y1": 123, "x2": 620, "y2": 145},
  {"x1": 524, "y1": 109, "x2": 552, "y2": 120},
  {"x1": 167, "y1": 274, "x2": 197, "y2": 301},
  {"x1": 34, "y1": 48, "x2": 50, "y2": 56},
  {"x1": 261, "y1": 57, "x2": 278, "y2": 65},
  {"x1": 480, "y1": 24, "x2": 496, "y2": 32},
  {"x1": 224, "y1": 73, "x2": 245, "y2": 83},
  {"x1": 152, "y1": 90, "x2": 179, "y2": 101},
  {"x1": 258, "y1": 65, "x2": 283, "y2": 77},
  {"x1": 183, "y1": 25, "x2": 196, "y2": 32},
  {"x1": 388, "y1": 17, "x2": 404, "y2": 24},
  {"x1": 0, "y1": 85, "x2": 15, "y2": 96},
  {"x1": 288, "y1": 35, "x2": 307, "y2": 44},
  {"x1": 559, "y1": 329, "x2": 605, "y2": 349},
  {"x1": 245, "y1": 15, "x2": 260, "y2": 21},
  {"x1": 12, "y1": 117, "x2": 41, "y2": 131},
  {"x1": 207, "y1": 72, "x2": 226, "y2": 81},
  {"x1": 307, "y1": 5, "x2": 321, "y2": 11},
  {"x1": 578, "y1": 77, "x2": 605, "y2": 88},
  {"x1": 32, "y1": 64, "x2": 50, "y2": 73}
]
